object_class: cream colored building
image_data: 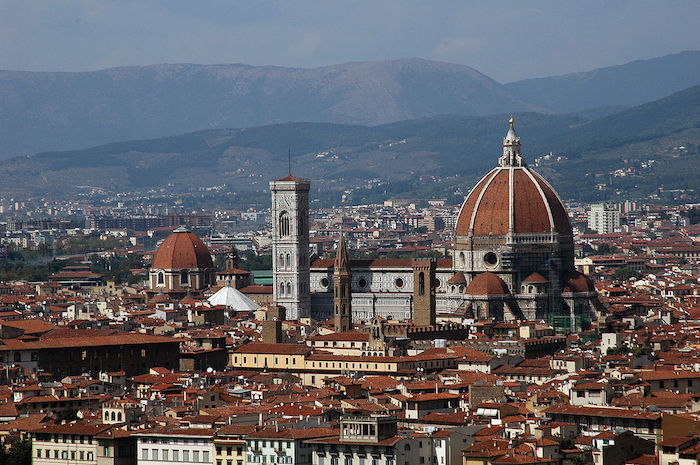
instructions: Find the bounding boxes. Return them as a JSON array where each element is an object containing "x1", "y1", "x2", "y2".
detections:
[{"x1": 30, "y1": 423, "x2": 111, "y2": 465}]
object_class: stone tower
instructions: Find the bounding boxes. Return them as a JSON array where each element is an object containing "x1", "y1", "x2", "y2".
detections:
[
  {"x1": 270, "y1": 174, "x2": 311, "y2": 320},
  {"x1": 333, "y1": 233, "x2": 352, "y2": 332},
  {"x1": 412, "y1": 258, "x2": 436, "y2": 326}
]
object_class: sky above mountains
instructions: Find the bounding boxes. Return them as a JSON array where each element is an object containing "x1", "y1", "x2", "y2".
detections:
[{"x1": 1, "y1": 1, "x2": 699, "y2": 82}]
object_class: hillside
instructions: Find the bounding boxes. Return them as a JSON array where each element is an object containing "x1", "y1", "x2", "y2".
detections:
[
  {"x1": 0, "y1": 59, "x2": 535, "y2": 158},
  {"x1": 505, "y1": 51, "x2": 700, "y2": 113},
  {"x1": 2, "y1": 52, "x2": 700, "y2": 158},
  {"x1": 0, "y1": 83, "x2": 698, "y2": 206}
]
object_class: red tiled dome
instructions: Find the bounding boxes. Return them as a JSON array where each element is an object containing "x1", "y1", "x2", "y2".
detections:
[
  {"x1": 455, "y1": 120, "x2": 572, "y2": 238},
  {"x1": 152, "y1": 228, "x2": 213, "y2": 270},
  {"x1": 455, "y1": 167, "x2": 572, "y2": 237},
  {"x1": 562, "y1": 271, "x2": 596, "y2": 293},
  {"x1": 465, "y1": 272, "x2": 511, "y2": 296}
]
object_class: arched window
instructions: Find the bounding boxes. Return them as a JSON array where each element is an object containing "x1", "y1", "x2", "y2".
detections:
[
  {"x1": 286, "y1": 253, "x2": 291, "y2": 270},
  {"x1": 280, "y1": 211, "x2": 290, "y2": 237},
  {"x1": 157, "y1": 272, "x2": 164, "y2": 285},
  {"x1": 418, "y1": 272, "x2": 425, "y2": 296},
  {"x1": 110, "y1": 411, "x2": 115, "y2": 421},
  {"x1": 117, "y1": 412, "x2": 122, "y2": 422},
  {"x1": 286, "y1": 282, "x2": 292, "y2": 296},
  {"x1": 459, "y1": 252, "x2": 465, "y2": 267},
  {"x1": 180, "y1": 271, "x2": 188, "y2": 285}
]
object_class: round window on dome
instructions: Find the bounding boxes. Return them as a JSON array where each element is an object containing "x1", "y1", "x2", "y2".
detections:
[
  {"x1": 320, "y1": 278, "x2": 330, "y2": 289},
  {"x1": 484, "y1": 252, "x2": 498, "y2": 267},
  {"x1": 434, "y1": 278, "x2": 441, "y2": 288},
  {"x1": 394, "y1": 278, "x2": 404, "y2": 289},
  {"x1": 358, "y1": 277, "x2": 367, "y2": 288}
]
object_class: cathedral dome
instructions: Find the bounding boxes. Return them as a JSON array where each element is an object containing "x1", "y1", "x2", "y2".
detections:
[
  {"x1": 465, "y1": 272, "x2": 511, "y2": 296},
  {"x1": 152, "y1": 227, "x2": 213, "y2": 270},
  {"x1": 455, "y1": 121, "x2": 572, "y2": 237}
]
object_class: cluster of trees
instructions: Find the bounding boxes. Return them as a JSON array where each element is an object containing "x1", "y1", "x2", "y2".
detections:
[
  {"x1": 0, "y1": 438, "x2": 31, "y2": 465},
  {"x1": 90, "y1": 254, "x2": 146, "y2": 285},
  {"x1": 57, "y1": 233, "x2": 125, "y2": 255}
]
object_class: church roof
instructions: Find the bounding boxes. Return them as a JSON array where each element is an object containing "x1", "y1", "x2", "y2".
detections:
[
  {"x1": 522, "y1": 272, "x2": 549, "y2": 284},
  {"x1": 454, "y1": 121, "x2": 572, "y2": 237},
  {"x1": 152, "y1": 228, "x2": 213, "y2": 270},
  {"x1": 562, "y1": 271, "x2": 596, "y2": 293},
  {"x1": 465, "y1": 272, "x2": 511, "y2": 296},
  {"x1": 447, "y1": 271, "x2": 467, "y2": 284}
]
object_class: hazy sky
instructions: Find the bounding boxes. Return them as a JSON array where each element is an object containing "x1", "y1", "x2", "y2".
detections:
[{"x1": 1, "y1": 0, "x2": 698, "y2": 82}]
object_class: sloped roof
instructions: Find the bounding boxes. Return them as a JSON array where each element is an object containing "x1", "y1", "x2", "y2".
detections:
[{"x1": 207, "y1": 284, "x2": 260, "y2": 311}]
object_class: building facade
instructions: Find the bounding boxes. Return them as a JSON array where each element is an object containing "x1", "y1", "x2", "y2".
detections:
[
  {"x1": 273, "y1": 120, "x2": 600, "y2": 329},
  {"x1": 270, "y1": 175, "x2": 311, "y2": 320}
]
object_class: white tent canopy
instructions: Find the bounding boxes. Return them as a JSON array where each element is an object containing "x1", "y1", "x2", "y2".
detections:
[{"x1": 207, "y1": 283, "x2": 260, "y2": 311}]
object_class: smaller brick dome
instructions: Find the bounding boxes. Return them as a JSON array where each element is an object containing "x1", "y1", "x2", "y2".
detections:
[
  {"x1": 152, "y1": 227, "x2": 213, "y2": 270},
  {"x1": 562, "y1": 271, "x2": 596, "y2": 293},
  {"x1": 465, "y1": 272, "x2": 511, "y2": 296}
]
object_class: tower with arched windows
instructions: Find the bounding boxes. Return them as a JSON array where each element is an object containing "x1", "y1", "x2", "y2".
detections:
[
  {"x1": 333, "y1": 232, "x2": 352, "y2": 332},
  {"x1": 270, "y1": 174, "x2": 311, "y2": 320}
]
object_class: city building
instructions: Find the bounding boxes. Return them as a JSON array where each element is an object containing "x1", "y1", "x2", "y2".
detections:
[{"x1": 588, "y1": 204, "x2": 621, "y2": 234}]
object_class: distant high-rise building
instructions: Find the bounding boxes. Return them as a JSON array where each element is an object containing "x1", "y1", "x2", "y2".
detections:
[{"x1": 588, "y1": 203, "x2": 621, "y2": 234}]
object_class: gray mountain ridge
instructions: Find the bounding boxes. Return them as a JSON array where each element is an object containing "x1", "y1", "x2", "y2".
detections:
[{"x1": 1, "y1": 51, "x2": 699, "y2": 158}]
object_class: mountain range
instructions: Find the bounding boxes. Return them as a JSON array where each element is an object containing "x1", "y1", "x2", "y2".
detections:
[
  {"x1": 1, "y1": 82, "x2": 698, "y2": 206},
  {"x1": 1, "y1": 51, "x2": 699, "y2": 158}
]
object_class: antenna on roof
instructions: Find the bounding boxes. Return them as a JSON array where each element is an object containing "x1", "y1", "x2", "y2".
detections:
[{"x1": 288, "y1": 148, "x2": 291, "y2": 176}]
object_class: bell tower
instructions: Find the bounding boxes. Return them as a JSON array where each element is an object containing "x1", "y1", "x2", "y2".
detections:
[
  {"x1": 333, "y1": 233, "x2": 352, "y2": 332},
  {"x1": 270, "y1": 173, "x2": 311, "y2": 320}
]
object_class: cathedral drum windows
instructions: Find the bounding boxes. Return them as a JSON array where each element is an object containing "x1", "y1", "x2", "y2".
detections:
[
  {"x1": 394, "y1": 278, "x2": 404, "y2": 289},
  {"x1": 483, "y1": 252, "x2": 498, "y2": 268}
]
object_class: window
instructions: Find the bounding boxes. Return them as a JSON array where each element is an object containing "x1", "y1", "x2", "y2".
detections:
[
  {"x1": 80, "y1": 451, "x2": 85, "y2": 460},
  {"x1": 174, "y1": 450, "x2": 180, "y2": 461},
  {"x1": 193, "y1": 451, "x2": 200, "y2": 462},
  {"x1": 181, "y1": 271, "x2": 189, "y2": 285},
  {"x1": 183, "y1": 451, "x2": 190, "y2": 461},
  {"x1": 280, "y1": 212, "x2": 290, "y2": 237},
  {"x1": 157, "y1": 272, "x2": 165, "y2": 285},
  {"x1": 36, "y1": 449, "x2": 41, "y2": 458},
  {"x1": 163, "y1": 449, "x2": 169, "y2": 461},
  {"x1": 418, "y1": 272, "x2": 425, "y2": 296},
  {"x1": 345, "y1": 457, "x2": 353, "y2": 465},
  {"x1": 152, "y1": 449, "x2": 159, "y2": 460},
  {"x1": 203, "y1": 451, "x2": 210, "y2": 462},
  {"x1": 87, "y1": 452, "x2": 93, "y2": 461}
]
